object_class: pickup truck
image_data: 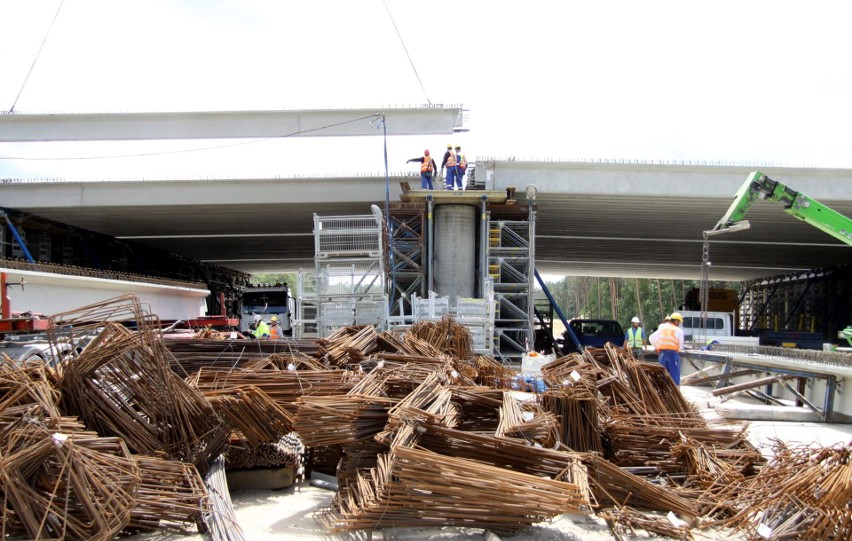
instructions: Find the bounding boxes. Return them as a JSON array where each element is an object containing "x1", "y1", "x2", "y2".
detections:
[{"x1": 562, "y1": 318, "x2": 625, "y2": 354}]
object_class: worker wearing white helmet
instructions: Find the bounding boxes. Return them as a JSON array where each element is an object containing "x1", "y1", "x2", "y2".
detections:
[
  {"x1": 251, "y1": 315, "x2": 270, "y2": 339},
  {"x1": 624, "y1": 316, "x2": 647, "y2": 360},
  {"x1": 649, "y1": 312, "x2": 685, "y2": 385}
]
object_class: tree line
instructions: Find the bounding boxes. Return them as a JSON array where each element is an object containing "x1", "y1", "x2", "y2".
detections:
[{"x1": 539, "y1": 276, "x2": 740, "y2": 329}]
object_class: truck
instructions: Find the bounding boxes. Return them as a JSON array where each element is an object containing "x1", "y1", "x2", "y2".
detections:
[
  {"x1": 240, "y1": 283, "x2": 293, "y2": 336},
  {"x1": 711, "y1": 171, "x2": 852, "y2": 345}
]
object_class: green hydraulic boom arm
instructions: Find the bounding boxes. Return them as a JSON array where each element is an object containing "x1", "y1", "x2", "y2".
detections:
[
  {"x1": 711, "y1": 170, "x2": 852, "y2": 245},
  {"x1": 712, "y1": 171, "x2": 852, "y2": 345}
]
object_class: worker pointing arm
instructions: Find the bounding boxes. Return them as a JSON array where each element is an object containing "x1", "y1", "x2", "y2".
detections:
[{"x1": 406, "y1": 149, "x2": 437, "y2": 190}]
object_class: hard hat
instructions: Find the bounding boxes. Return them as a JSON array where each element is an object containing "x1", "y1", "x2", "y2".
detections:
[
  {"x1": 669, "y1": 312, "x2": 683, "y2": 322},
  {"x1": 271, "y1": 315, "x2": 278, "y2": 322},
  {"x1": 631, "y1": 316, "x2": 640, "y2": 323},
  {"x1": 424, "y1": 149, "x2": 430, "y2": 155},
  {"x1": 253, "y1": 315, "x2": 262, "y2": 324},
  {"x1": 447, "y1": 143, "x2": 452, "y2": 148},
  {"x1": 454, "y1": 145, "x2": 461, "y2": 150}
]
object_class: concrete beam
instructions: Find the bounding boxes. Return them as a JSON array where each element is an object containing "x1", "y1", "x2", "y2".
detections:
[
  {"x1": 0, "y1": 106, "x2": 463, "y2": 142},
  {"x1": 480, "y1": 160, "x2": 852, "y2": 201}
]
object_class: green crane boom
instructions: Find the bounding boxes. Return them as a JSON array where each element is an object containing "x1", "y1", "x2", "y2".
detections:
[
  {"x1": 712, "y1": 171, "x2": 852, "y2": 345},
  {"x1": 712, "y1": 170, "x2": 852, "y2": 245}
]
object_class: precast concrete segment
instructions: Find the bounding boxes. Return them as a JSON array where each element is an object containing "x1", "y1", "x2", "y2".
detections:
[
  {"x1": 434, "y1": 205, "x2": 476, "y2": 304},
  {"x1": 0, "y1": 106, "x2": 464, "y2": 142},
  {"x1": 479, "y1": 160, "x2": 852, "y2": 201}
]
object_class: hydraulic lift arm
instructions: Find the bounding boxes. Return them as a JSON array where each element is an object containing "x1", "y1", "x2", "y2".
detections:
[
  {"x1": 712, "y1": 171, "x2": 852, "y2": 345},
  {"x1": 712, "y1": 171, "x2": 852, "y2": 246}
]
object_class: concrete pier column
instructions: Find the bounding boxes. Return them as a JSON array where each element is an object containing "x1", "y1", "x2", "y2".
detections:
[{"x1": 433, "y1": 205, "x2": 476, "y2": 304}]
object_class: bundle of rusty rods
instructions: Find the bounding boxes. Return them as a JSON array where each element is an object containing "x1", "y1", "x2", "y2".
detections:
[
  {"x1": 203, "y1": 385, "x2": 295, "y2": 448},
  {"x1": 203, "y1": 455, "x2": 246, "y2": 541},
  {"x1": 705, "y1": 441, "x2": 852, "y2": 540},
  {"x1": 163, "y1": 337, "x2": 322, "y2": 374},
  {"x1": 187, "y1": 367, "x2": 358, "y2": 415},
  {"x1": 60, "y1": 321, "x2": 229, "y2": 473},
  {"x1": 3, "y1": 296, "x2": 850, "y2": 540},
  {"x1": 225, "y1": 432, "x2": 304, "y2": 470},
  {"x1": 1, "y1": 427, "x2": 139, "y2": 541},
  {"x1": 496, "y1": 391, "x2": 560, "y2": 448}
]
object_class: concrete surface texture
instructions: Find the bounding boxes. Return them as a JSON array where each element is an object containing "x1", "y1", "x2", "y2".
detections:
[{"x1": 123, "y1": 385, "x2": 851, "y2": 541}]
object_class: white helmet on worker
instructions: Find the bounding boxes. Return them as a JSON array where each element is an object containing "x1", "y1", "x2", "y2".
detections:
[
  {"x1": 253, "y1": 314, "x2": 262, "y2": 324},
  {"x1": 631, "y1": 316, "x2": 640, "y2": 323},
  {"x1": 669, "y1": 312, "x2": 683, "y2": 322}
]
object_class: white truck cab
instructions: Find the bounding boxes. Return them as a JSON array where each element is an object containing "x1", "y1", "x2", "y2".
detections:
[{"x1": 679, "y1": 310, "x2": 759, "y2": 346}]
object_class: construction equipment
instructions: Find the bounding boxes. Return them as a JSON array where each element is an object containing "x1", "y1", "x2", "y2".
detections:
[
  {"x1": 711, "y1": 170, "x2": 852, "y2": 245},
  {"x1": 712, "y1": 171, "x2": 852, "y2": 346}
]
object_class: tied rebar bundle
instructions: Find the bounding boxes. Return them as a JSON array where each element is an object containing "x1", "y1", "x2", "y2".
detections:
[{"x1": 0, "y1": 426, "x2": 140, "y2": 541}]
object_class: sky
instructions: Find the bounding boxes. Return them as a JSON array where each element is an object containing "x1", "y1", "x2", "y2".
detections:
[{"x1": 1, "y1": 0, "x2": 852, "y2": 180}]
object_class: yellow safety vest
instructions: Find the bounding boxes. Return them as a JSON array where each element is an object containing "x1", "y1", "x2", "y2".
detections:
[
  {"x1": 627, "y1": 327, "x2": 644, "y2": 348},
  {"x1": 458, "y1": 154, "x2": 467, "y2": 169}
]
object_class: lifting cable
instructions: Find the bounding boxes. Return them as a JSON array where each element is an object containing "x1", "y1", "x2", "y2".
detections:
[
  {"x1": 7, "y1": 0, "x2": 66, "y2": 113},
  {"x1": 381, "y1": 0, "x2": 432, "y2": 105}
]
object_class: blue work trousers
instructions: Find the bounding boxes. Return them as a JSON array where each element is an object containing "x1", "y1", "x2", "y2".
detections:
[
  {"x1": 420, "y1": 172, "x2": 434, "y2": 190},
  {"x1": 445, "y1": 166, "x2": 458, "y2": 190},
  {"x1": 658, "y1": 349, "x2": 681, "y2": 385}
]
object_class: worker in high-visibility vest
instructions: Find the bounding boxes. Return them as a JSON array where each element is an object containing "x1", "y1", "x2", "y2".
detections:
[
  {"x1": 453, "y1": 145, "x2": 467, "y2": 191},
  {"x1": 624, "y1": 316, "x2": 647, "y2": 359},
  {"x1": 649, "y1": 312, "x2": 685, "y2": 384},
  {"x1": 441, "y1": 144, "x2": 457, "y2": 191},
  {"x1": 406, "y1": 149, "x2": 438, "y2": 190},
  {"x1": 268, "y1": 315, "x2": 283, "y2": 339},
  {"x1": 252, "y1": 315, "x2": 270, "y2": 339}
]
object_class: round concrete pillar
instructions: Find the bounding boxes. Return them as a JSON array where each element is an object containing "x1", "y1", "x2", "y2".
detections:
[{"x1": 433, "y1": 205, "x2": 476, "y2": 304}]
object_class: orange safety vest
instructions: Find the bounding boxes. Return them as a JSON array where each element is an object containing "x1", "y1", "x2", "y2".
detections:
[
  {"x1": 458, "y1": 154, "x2": 467, "y2": 170},
  {"x1": 421, "y1": 156, "x2": 433, "y2": 173},
  {"x1": 269, "y1": 323, "x2": 282, "y2": 339},
  {"x1": 446, "y1": 150, "x2": 457, "y2": 167},
  {"x1": 656, "y1": 324, "x2": 680, "y2": 351}
]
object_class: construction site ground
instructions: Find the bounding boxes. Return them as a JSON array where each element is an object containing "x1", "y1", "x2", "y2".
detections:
[{"x1": 123, "y1": 385, "x2": 852, "y2": 541}]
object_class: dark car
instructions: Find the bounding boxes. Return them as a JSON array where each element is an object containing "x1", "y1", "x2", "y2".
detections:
[{"x1": 562, "y1": 319, "x2": 625, "y2": 354}]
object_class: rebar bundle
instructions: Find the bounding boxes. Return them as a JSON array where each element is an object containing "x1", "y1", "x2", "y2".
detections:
[
  {"x1": 225, "y1": 432, "x2": 305, "y2": 470},
  {"x1": 599, "y1": 505, "x2": 694, "y2": 541},
  {"x1": 188, "y1": 367, "x2": 358, "y2": 415},
  {"x1": 408, "y1": 315, "x2": 474, "y2": 359},
  {"x1": 0, "y1": 426, "x2": 140, "y2": 541},
  {"x1": 541, "y1": 386, "x2": 604, "y2": 453},
  {"x1": 204, "y1": 385, "x2": 295, "y2": 448},
  {"x1": 318, "y1": 325, "x2": 378, "y2": 366},
  {"x1": 294, "y1": 394, "x2": 397, "y2": 447},
  {"x1": 711, "y1": 441, "x2": 852, "y2": 540},
  {"x1": 128, "y1": 455, "x2": 209, "y2": 534},
  {"x1": 203, "y1": 454, "x2": 246, "y2": 541},
  {"x1": 60, "y1": 321, "x2": 228, "y2": 473},
  {"x1": 163, "y1": 336, "x2": 322, "y2": 374},
  {"x1": 496, "y1": 392, "x2": 560, "y2": 448}
]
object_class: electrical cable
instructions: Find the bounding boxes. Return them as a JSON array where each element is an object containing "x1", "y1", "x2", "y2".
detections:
[
  {"x1": 381, "y1": 0, "x2": 431, "y2": 105},
  {"x1": 8, "y1": 0, "x2": 66, "y2": 114},
  {"x1": 0, "y1": 113, "x2": 381, "y2": 161}
]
